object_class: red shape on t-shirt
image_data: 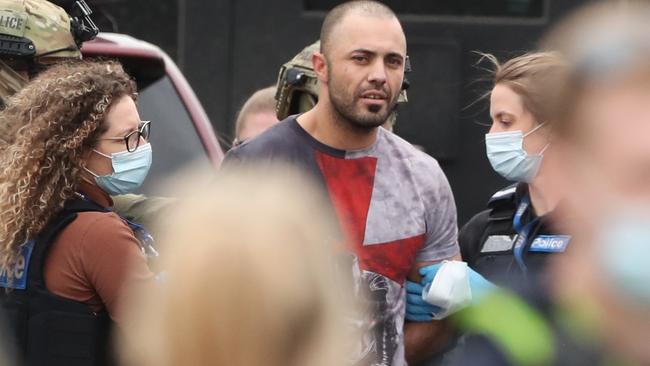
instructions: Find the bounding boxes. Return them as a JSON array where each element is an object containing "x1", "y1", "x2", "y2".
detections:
[{"x1": 315, "y1": 151, "x2": 423, "y2": 285}]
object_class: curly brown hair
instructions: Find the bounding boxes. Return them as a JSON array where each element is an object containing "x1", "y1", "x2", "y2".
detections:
[{"x1": 0, "y1": 59, "x2": 136, "y2": 271}]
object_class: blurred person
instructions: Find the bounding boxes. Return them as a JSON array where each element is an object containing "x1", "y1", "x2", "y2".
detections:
[
  {"x1": 413, "y1": 2, "x2": 650, "y2": 365},
  {"x1": 232, "y1": 85, "x2": 279, "y2": 147},
  {"x1": 541, "y1": 1, "x2": 650, "y2": 364},
  {"x1": 0, "y1": 60, "x2": 155, "y2": 366},
  {"x1": 119, "y1": 165, "x2": 354, "y2": 366},
  {"x1": 227, "y1": 2, "x2": 460, "y2": 364},
  {"x1": 275, "y1": 39, "x2": 409, "y2": 133}
]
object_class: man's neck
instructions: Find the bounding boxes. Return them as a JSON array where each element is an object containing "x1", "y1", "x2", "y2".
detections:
[{"x1": 296, "y1": 104, "x2": 379, "y2": 151}]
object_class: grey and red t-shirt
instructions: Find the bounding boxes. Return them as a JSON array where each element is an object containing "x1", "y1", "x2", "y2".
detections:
[{"x1": 226, "y1": 116, "x2": 459, "y2": 366}]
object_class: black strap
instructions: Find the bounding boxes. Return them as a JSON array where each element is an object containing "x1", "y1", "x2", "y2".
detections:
[{"x1": 28, "y1": 198, "x2": 107, "y2": 291}]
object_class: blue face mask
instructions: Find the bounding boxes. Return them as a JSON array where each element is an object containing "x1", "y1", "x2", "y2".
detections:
[
  {"x1": 485, "y1": 123, "x2": 549, "y2": 183},
  {"x1": 596, "y1": 208, "x2": 650, "y2": 307},
  {"x1": 85, "y1": 143, "x2": 153, "y2": 195}
]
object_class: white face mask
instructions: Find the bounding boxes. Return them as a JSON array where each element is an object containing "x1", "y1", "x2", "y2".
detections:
[
  {"x1": 84, "y1": 143, "x2": 153, "y2": 195},
  {"x1": 485, "y1": 123, "x2": 549, "y2": 183}
]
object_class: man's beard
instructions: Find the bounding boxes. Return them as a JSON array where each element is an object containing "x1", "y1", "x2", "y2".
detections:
[{"x1": 328, "y1": 76, "x2": 396, "y2": 132}]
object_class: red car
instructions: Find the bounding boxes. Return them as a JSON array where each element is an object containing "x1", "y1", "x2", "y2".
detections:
[{"x1": 81, "y1": 32, "x2": 225, "y2": 193}]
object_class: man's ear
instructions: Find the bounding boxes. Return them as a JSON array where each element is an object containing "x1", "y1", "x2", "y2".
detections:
[{"x1": 312, "y1": 52, "x2": 328, "y2": 83}]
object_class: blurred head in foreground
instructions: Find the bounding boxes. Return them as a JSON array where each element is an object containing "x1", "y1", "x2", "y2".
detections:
[
  {"x1": 119, "y1": 164, "x2": 356, "y2": 366},
  {"x1": 543, "y1": 1, "x2": 650, "y2": 362}
]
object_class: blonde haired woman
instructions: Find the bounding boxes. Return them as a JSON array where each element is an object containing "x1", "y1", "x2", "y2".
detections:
[
  {"x1": 120, "y1": 165, "x2": 355, "y2": 366},
  {"x1": 457, "y1": 52, "x2": 569, "y2": 289},
  {"x1": 406, "y1": 52, "x2": 570, "y2": 324},
  {"x1": 0, "y1": 60, "x2": 155, "y2": 366}
]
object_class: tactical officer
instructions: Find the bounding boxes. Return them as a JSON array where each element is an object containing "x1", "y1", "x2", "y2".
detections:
[
  {"x1": 275, "y1": 39, "x2": 410, "y2": 131},
  {"x1": 0, "y1": 0, "x2": 97, "y2": 114}
]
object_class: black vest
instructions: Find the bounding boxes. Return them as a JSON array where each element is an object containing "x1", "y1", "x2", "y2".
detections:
[
  {"x1": 460, "y1": 184, "x2": 570, "y2": 291},
  {"x1": 0, "y1": 198, "x2": 114, "y2": 366}
]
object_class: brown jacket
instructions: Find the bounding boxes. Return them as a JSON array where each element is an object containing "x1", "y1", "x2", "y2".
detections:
[{"x1": 43, "y1": 181, "x2": 154, "y2": 325}]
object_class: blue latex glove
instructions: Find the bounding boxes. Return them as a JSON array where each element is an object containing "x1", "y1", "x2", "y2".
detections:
[
  {"x1": 419, "y1": 263, "x2": 498, "y2": 305},
  {"x1": 405, "y1": 280, "x2": 442, "y2": 322}
]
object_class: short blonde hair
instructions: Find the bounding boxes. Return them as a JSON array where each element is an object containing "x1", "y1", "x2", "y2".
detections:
[
  {"x1": 119, "y1": 164, "x2": 355, "y2": 366},
  {"x1": 234, "y1": 86, "x2": 277, "y2": 138}
]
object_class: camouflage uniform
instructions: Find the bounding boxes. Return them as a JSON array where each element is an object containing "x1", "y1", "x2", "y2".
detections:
[{"x1": 0, "y1": 0, "x2": 91, "y2": 102}]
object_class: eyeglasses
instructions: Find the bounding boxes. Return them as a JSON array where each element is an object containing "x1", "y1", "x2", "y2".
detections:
[{"x1": 99, "y1": 121, "x2": 151, "y2": 152}]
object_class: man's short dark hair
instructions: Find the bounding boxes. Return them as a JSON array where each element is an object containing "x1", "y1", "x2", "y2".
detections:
[{"x1": 320, "y1": 1, "x2": 397, "y2": 56}]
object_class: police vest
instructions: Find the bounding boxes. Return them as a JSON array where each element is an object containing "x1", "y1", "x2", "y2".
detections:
[
  {"x1": 462, "y1": 184, "x2": 570, "y2": 289},
  {"x1": 0, "y1": 198, "x2": 114, "y2": 366}
]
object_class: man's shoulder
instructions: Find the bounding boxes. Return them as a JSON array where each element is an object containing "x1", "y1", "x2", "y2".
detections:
[
  {"x1": 379, "y1": 129, "x2": 441, "y2": 171},
  {"x1": 377, "y1": 132, "x2": 448, "y2": 196},
  {"x1": 228, "y1": 117, "x2": 304, "y2": 160},
  {"x1": 234, "y1": 118, "x2": 296, "y2": 150}
]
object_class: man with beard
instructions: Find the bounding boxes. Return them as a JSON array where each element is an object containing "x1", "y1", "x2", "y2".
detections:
[{"x1": 225, "y1": 1, "x2": 460, "y2": 365}]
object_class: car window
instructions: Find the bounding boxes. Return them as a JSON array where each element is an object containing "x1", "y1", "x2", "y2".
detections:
[{"x1": 135, "y1": 75, "x2": 211, "y2": 194}]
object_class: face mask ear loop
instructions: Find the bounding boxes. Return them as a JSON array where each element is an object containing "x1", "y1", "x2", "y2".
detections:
[
  {"x1": 85, "y1": 149, "x2": 113, "y2": 178},
  {"x1": 92, "y1": 149, "x2": 112, "y2": 159},
  {"x1": 540, "y1": 142, "x2": 551, "y2": 154},
  {"x1": 523, "y1": 121, "x2": 547, "y2": 138},
  {"x1": 83, "y1": 166, "x2": 100, "y2": 178}
]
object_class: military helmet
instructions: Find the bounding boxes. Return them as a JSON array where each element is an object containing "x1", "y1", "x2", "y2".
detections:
[
  {"x1": 275, "y1": 40, "x2": 411, "y2": 120},
  {"x1": 0, "y1": 0, "x2": 97, "y2": 99}
]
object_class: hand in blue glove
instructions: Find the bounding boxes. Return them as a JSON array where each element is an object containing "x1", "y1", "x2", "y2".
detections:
[
  {"x1": 419, "y1": 263, "x2": 498, "y2": 304},
  {"x1": 405, "y1": 280, "x2": 442, "y2": 322}
]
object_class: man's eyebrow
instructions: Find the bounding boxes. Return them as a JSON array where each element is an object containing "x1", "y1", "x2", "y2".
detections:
[
  {"x1": 350, "y1": 49, "x2": 405, "y2": 60},
  {"x1": 350, "y1": 48, "x2": 376, "y2": 55},
  {"x1": 386, "y1": 52, "x2": 404, "y2": 60}
]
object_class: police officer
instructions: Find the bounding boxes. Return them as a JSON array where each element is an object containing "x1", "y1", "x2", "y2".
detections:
[
  {"x1": 0, "y1": 2, "x2": 160, "y2": 365},
  {"x1": 405, "y1": 52, "x2": 570, "y2": 326},
  {"x1": 0, "y1": 59, "x2": 155, "y2": 366},
  {"x1": 0, "y1": 0, "x2": 97, "y2": 114},
  {"x1": 458, "y1": 51, "x2": 569, "y2": 291}
]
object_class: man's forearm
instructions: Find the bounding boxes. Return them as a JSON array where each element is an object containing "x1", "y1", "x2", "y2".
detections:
[{"x1": 404, "y1": 320, "x2": 452, "y2": 365}]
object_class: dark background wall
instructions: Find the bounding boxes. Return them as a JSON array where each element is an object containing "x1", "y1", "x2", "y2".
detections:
[{"x1": 76, "y1": 0, "x2": 588, "y2": 224}]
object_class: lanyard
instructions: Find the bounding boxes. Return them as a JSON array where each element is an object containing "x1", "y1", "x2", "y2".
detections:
[
  {"x1": 512, "y1": 195, "x2": 539, "y2": 273},
  {"x1": 75, "y1": 193, "x2": 159, "y2": 258}
]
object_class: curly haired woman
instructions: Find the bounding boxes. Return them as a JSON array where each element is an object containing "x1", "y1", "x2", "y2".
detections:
[{"x1": 0, "y1": 60, "x2": 155, "y2": 366}]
